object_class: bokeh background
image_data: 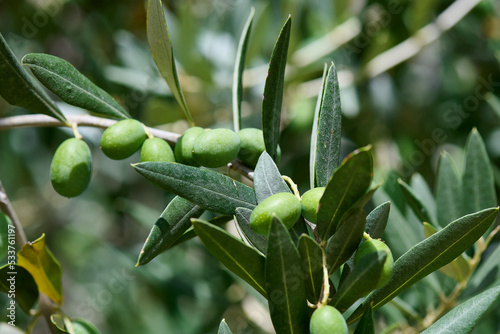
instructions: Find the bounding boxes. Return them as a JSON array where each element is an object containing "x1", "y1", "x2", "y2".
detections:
[{"x1": 1, "y1": 0, "x2": 500, "y2": 333}]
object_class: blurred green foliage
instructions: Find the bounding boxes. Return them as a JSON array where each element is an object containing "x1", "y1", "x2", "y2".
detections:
[{"x1": 1, "y1": 0, "x2": 500, "y2": 332}]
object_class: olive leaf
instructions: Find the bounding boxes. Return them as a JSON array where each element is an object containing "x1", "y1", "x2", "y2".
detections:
[
  {"x1": 192, "y1": 219, "x2": 267, "y2": 297},
  {"x1": 266, "y1": 217, "x2": 309, "y2": 333},
  {"x1": 133, "y1": 162, "x2": 257, "y2": 215},
  {"x1": 232, "y1": 8, "x2": 254, "y2": 132},
  {"x1": 262, "y1": 16, "x2": 291, "y2": 162},
  {"x1": 330, "y1": 251, "x2": 386, "y2": 312},
  {"x1": 462, "y1": 128, "x2": 497, "y2": 216},
  {"x1": 317, "y1": 146, "x2": 373, "y2": 242},
  {"x1": 0, "y1": 264, "x2": 39, "y2": 313},
  {"x1": 71, "y1": 318, "x2": 102, "y2": 334},
  {"x1": 17, "y1": 234, "x2": 63, "y2": 305},
  {"x1": 136, "y1": 196, "x2": 205, "y2": 266},
  {"x1": 348, "y1": 207, "x2": 499, "y2": 324},
  {"x1": 421, "y1": 285, "x2": 500, "y2": 334},
  {"x1": 310, "y1": 63, "x2": 328, "y2": 189},
  {"x1": 218, "y1": 319, "x2": 233, "y2": 334},
  {"x1": 22, "y1": 53, "x2": 130, "y2": 119},
  {"x1": 254, "y1": 151, "x2": 290, "y2": 203},
  {"x1": 326, "y1": 208, "x2": 366, "y2": 275},
  {"x1": 234, "y1": 207, "x2": 267, "y2": 254},
  {"x1": 298, "y1": 234, "x2": 324, "y2": 304},
  {"x1": 147, "y1": 0, "x2": 194, "y2": 126},
  {"x1": 436, "y1": 151, "x2": 463, "y2": 227},
  {"x1": 314, "y1": 62, "x2": 342, "y2": 188},
  {"x1": 0, "y1": 33, "x2": 67, "y2": 124},
  {"x1": 365, "y1": 202, "x2": 390, "y2": 239}
]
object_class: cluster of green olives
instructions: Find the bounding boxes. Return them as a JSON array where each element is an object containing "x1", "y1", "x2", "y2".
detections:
[
  {"x1": 249, "y1": 186, "x2": 326, "y2": 236},
  {"x1": 175, "y1": 127, "x2": 279, "y2": 169},
  {"x1": 50, "y1": 120, "x2": 275, "y2": 197},
  {"x1": 50, "y1": 119, "x2": 175, "y2": 197}
]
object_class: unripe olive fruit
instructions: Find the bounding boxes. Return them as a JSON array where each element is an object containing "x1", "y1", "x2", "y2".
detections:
[
  {"x1": 101, "y1": 119, "x2": 146, "y2": 160},
  {"x1": 237, "y1": 128, "x2": 281, "y2": 167},
  {"x1": 50, "y1": 138, "x2": 92, "y2": 198},
  {"x1": 193, "y1": 128, "x2": 240, "y2": 168},
  {"x1": 309, "y1": 305, "x2": 348, "y2": 334},
  {"x1": 140, "y1": 137, "x2": 175, "y2": 162},
  {"x1": 301, "y1": 187, "x2": 325, "y2": 224},
  {"x1": 249, "y1": 192, "x2": 301, "y2": 236},
  {"x1": 174, "y1": 126, "x2": 205, "y2": 166},
  {"x1": 354, "y1": 239, "x2": 394, "y2": 289}
]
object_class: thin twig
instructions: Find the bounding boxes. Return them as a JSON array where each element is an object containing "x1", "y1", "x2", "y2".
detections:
[
  {"x1": 0, "y1": 114, "x2": 180, "y2": 144},
  {"x1": 0, "y1": 180, "x2": 28, "y2": 246}
]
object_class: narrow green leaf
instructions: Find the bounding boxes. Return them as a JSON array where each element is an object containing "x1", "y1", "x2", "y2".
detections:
[
  {"x1": 254, "y1": 151, "x2": 290, "y2": 203},
  {"x1": 266, "y1": 217, "x2": 309, "y2": 333},
  {"x1": 315, "y1": 62, "x2": 342, "y2": 188},
  {"x1": 0, "y1": 213, "x2": 11, "y2": 261},
  {"x1": 353, "y1": 304, "x2": 375, "y2": 334},
  {"x1": 348, "y1": 207, "x2": 499, "y2": 324},
  {"x1": 0, "y1": 33, "x2": 66, "y2": 124},
  {"x1": 436, "y1": 151, "x2": 463, "y2": 227},
  {"x1": 262, "y1": 16, "x2": 292, "y2": 161},
  {"x1": 71, "y1": 318, "x2": 102, "y2": 334},
  {"x1": 462, "y1": 128, "x2": 497, "y2": 215},
  {"x1": 218, "y1": 319, "x2": 233, "y2": 334},
  {"x1": 298, "y1": 234, "x2": 323, "y2": 304},
  {"x1": 317, "y1": 147, "x2": 373, "y2": 242},
  {"x1": 234, "y1": 207, "x2": 267, "y2": 254},
  {"x1": 421, "y1": 285, "x2": 500, "y2": 334},
  {"x1": 0, "y1": 264, "x2": 39, "y2": 313},
  {"x1": 17, "y1": 234, "x2": 63, "y2": 305},
  {"x1": 147, "y1": 0, "x2": 193, "y2": 126},
  {"x1": 331, "y1": 251, "x2": 386, "y2": 312},
  {"x1": 326, "y1": 208, "x2": 366, "y2": 275},
  {"x1": 22, "y1": 53, "x2": 130, "y2": 119},
  {"x1": 133, "y1": 162, "x2": 257, "y2": 215},
  {"x1": 397, "y1": 178, "x2": 436, "y2": 226},
  {"x1": 423, "y1": 222, "x2": 471, "y2": 282},
  {"x1": 232, "y1": 8, "x2": 254, "y2": 132},
  {"x1": 310, "y1": 63, "x2": 328, "y2": 189},
  {"x1": 192, "y1": 219, "x2": 267, "y2": 297},
  {"x1": 136, "y1": 196, "x2": 205, "y2": 266},
  {"x1": 366, "y1": 202, "x2": 390, "y2": 239}
]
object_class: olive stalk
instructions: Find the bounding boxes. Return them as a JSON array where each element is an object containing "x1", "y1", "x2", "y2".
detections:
[{"x1": 282, "y1": 175, "x2": 300, "y2": 199}]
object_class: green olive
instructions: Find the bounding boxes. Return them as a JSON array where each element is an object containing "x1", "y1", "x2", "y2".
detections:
[
  {"x1": 309, "y1": 305, "x2": 348, "y2": 334},
  {"x1": 237, "y1": 128, "x2": 281, "y2": 167},
  {"x1": 249, "y1": 192, "x2": 301, "y2": 236},
  {"x1": 101, "y1": 119, "x2": 146, "y2": 160},
  {"x1": 174, "y1": 126, "x2": 205, "y2": 166},
  {"x1": 301, "y1": 187, "x2": 325, "y2": 224},
  {"x1": 50, "y1": 138, "x2": 92, "y2": 198},
  {"x1": 193, "y1": 128, "x2": 240, "y2": 168},
  {"x1": 140, "y1": 137, "x2": 175, "y2": 162},
  {"x1": 354, "y1": 239, "x2": 394, "y2": 289}
]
